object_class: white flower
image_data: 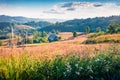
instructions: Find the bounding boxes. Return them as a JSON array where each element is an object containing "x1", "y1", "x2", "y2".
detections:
[
  {"x1": 63, "y1": 72, "x2": 66, "y2": 76},
  {"x1": 75, "y1": 64, "x2": 78, "y2": 67},
  {"x1": 75, "y1": 71, "x2": 80, "y2": 75},
  {"x1": 95, "y1": 58, "x2": 100, "y2": 62},
  {"x1": 80, "y1": 67, "x2": 83, "y2": 69},
  {"x1": 87, "y1": 66, "x2": 90, "y2": 69}
]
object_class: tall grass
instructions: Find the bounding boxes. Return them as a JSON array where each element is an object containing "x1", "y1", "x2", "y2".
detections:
[{"x1": 0, "y1": 44, "x2": 120, "y2": 80}]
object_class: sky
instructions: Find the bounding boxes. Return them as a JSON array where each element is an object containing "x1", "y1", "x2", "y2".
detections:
[{"x1": 0, "y1": 0, "x2": 120, "y2": 20}]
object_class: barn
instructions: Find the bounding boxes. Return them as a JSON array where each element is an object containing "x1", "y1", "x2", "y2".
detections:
[{"x1": 48, "y1": 33, "x2": 58, "y2": 42}]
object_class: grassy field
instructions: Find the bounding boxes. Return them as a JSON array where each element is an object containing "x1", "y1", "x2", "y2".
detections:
[
  {"x1": 88, "y1": 34, "x2": 120, "y2": 41},
  {"x1": 0, "y1": 32, "x2": 111, "y2": 59},
  {"x1": 0, "y1": 32, "x2": 120, "y2": 80},
  {"x1": 0, "y1": 32, "x2": 120, "y2": 59},
  {"x1": 85, "y1": 33, "x2": 120, "y2": 44},
  {"x1": 0, "y1": 44, "x2": 120, "y2": 80}
]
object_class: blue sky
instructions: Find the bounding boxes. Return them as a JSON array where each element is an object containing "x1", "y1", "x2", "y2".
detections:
[
  {"x1": 0, "y1": 0, "x2": 120, "y2": 19},
  {"x1": 0, "y1": 0, "x2": 120, "y2": 6},
  {"x1": 0, "y1": 0, "x2": 119, "y2": 4}
]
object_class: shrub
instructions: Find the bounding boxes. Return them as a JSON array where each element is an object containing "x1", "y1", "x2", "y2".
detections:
[
  {"x1": 84, "y1": 39, "x2": 96, "y2": 44},
  {"x1": 39, "y1": 37, "x2": 48, "y2": 43},
  {"x1": 73, "y1": 31, "x2": 77, "y2": 37},
  {"x1": 106, "y1": 22, "x2": 120, "y2": 34},
  {"x1": 27, "y1": 38, "x2": 33, "y2": 44},
  {"x1": 58, "y1": 36, "x2": 62, "y2": 40},
  {"x1": 33, "y1": 37, "x2": 48, "y2": 43},
  {"x1": 88, "y1": 31, "x2": 105, "y2": 38}
]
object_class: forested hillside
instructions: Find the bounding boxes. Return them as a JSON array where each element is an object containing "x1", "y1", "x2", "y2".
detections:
[
  {"x1": 24, "y1": 21, "x2": 52, "y2": 29},
  {"x1": 0, "y1": 15, "x2": 120, "y2": 34},
  {"x1": 40, "y1": 16, "x2": 120, "y2": 32}
]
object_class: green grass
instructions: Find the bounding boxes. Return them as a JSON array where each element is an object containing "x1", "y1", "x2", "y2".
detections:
[
  {"x1": 0, "y1": 44, "x2": 120, "y2": 80},
  {"x1": 88, "y1": 32, "x2": 105, "y2": 38},
  {"x1": 85, "y1": 33, "x2": 120, "y2": 44}
]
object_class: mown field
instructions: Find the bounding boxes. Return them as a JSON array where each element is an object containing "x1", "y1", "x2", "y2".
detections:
[{"x1": 0, "y1": 32, "x2": 120, "y2": 80}]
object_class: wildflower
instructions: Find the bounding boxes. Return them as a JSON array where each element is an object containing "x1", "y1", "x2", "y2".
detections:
[
  {"x1": 63, "y1": 72, "x2": 66, "y2": 76},
  {"x1": 90, "y1": 76, "x2": 93, "y2": 79},
  {"x1": 95, "y1": 58, "x2": 100, "y2": 62},
  {"x1": 75, "y1": 64, "x2": 78, "y2": 67},
  {"x1": 75, "y1": 71, "x2": 80, "y2": 75},
  {"x1": 105, "y1": 65, "x2": 109, "y2": 72},
  {"x1": 66, "y1": 62, "x2": 69, "y2": 67},
  {"x1": 87, "y1": 66, "x2": 90, "y2": 69},
  {"x1": 67, "y1": 69, "x2": 70, "y2": 72},
  {"x1": 75, "y1": 55, "x2": 80, "y2": 58},
  {"x1": 80, "y1": 67, "x2": 83, "y2": 70},
  {"x1": 66, "y1": 63, "x2": 72, "y2": 73},
  {"x1": 89, "y1": 68, "x2": 93, "y2": 73}
]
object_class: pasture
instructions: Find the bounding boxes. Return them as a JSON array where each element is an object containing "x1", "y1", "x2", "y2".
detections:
[{"x1": 0, "y1": 32, "x2": 120, "y2": 80}]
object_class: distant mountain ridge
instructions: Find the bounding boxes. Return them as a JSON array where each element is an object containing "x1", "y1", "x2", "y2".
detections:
[
  {"x1": 0, "y1": 15, "x2": 120, "y2": 33},
  {"x1": 0, "y1": 15, "x2": 40, "y2": 23},
  {"x1": 40, "y1": 15, "x2": 120, "y2": 32},
  {"x1": 0, "y1": 15, "x2": 65, "y2": 23}
]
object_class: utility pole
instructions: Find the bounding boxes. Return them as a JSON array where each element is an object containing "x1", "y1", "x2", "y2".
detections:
[
  {"x1": 9, "y1": 25, "x2": 14, "y2": 48},
  {"x1": 25, "y1": 31, "x2": 27, "y2": 44},
  {"x1": 17, "y1": 33, "x2": 20, "y2": 46},
  {"x1": 11, "y1": 26, "x2": 14, "y2": 47},
  {"x1": 23, "y1": 27, "x2": 28, "y2": 48}
]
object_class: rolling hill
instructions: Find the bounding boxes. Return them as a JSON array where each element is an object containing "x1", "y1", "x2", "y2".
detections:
[
  {"x1": 0, "y1": 15, "x2": 120, "y2": 34},
  {"x1": 0, "y1": 15, "x2": 65, "y2": 23},
  {"x1": 0, "y1": 21, "x2": 51, "y2": 35},
  {"x1": 0, "y1": 15, "x2": 40, "y2": 23},
  {"x1": 39, "y1": 15, "x2": 120, "y2": 32},
  {"x1": 24, "y1": 21, "x2": 52, "y2": 29}
]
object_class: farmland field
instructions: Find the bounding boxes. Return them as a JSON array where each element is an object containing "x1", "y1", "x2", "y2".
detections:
[
  {"x1": 0, "y1": 32, "x2": 116, "y2": 59},
  {"x1": 0, "y1": 32, "x2": 120, "y2": 80}
]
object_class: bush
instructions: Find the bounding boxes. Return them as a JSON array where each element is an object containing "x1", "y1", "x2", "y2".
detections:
[
  {"x1": 84, "y1": 39, "x2": 96, "y2": 44},
  {"x1": 33, "y1": 37, "x2": 48, "y2": 43},
  {"x1": 88, "y1": 31, "x2": 105, "y2": 38},
  {"x1": 58, "y1": 36, "x2": 62, "y2": 40},
  {"x1": 106, "y1": 22, "x2": 120, "y2": 34},
  {"x1": 84, "y1": 39, "x2": 120, "y2": 44},
  {"x1": 73, "y1": 31, "x2": 77, "y2": 37},
  {"x1": 27, "y1": 38, "x2": 33, "y2": 44},
  {"x1": 39, "y1": 37, "x2": 48, "y2": 43}
]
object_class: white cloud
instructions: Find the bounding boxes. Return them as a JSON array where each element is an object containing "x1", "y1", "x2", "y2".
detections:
[
  {"x1": 0, "y1": 2, "x2": 120, "y2": 20},
  {"x1": 43, "y1": 2, "x2": 120, "y2": 19}
]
